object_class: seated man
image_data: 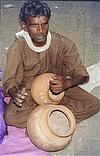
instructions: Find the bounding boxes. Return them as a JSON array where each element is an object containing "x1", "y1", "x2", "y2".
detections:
[{"x1": 3, "y1": 0, "x2": 100, "y2": 128}]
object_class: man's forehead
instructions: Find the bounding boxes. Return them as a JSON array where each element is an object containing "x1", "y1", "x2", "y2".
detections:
[{"x1": 26, "y1": 16, "x2": 49, "y2": 24}]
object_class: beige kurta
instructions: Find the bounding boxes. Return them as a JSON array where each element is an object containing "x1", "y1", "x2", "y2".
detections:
[{"x1": 3, "y1": 31, "x2": 100, "y2": 128}]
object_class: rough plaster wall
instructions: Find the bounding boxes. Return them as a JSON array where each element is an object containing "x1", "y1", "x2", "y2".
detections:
[{"x1": 1, "y1": 1, "x2": 100, "y2": 73}]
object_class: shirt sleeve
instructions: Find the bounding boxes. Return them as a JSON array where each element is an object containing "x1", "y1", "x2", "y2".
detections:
[
  {"x1": 3, "y1": 39, "x2": 24, "y2": 96},
  {"x1": 63, "y1": 40, "x2": 89, "y2": 78}
]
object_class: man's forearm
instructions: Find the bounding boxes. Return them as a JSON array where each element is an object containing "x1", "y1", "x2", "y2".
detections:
[{"x1": 66, "y1": 75, "x2": 89, "y2": 89}]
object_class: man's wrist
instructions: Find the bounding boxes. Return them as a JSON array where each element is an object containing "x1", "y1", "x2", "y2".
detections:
[
  {"x1": 65, "y1": 79, "x2": 72, "y2": 89},
  {"x1": 8, "y1": 86, "x2": 17, "y2": 99}
]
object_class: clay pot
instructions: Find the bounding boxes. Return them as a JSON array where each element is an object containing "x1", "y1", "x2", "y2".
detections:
[
  {"x1": 27, "y1": 104, "x2": 76, "y2": 152},
  {"x1": 31, "y1": 73, "x2": 65, "y2": 105}
]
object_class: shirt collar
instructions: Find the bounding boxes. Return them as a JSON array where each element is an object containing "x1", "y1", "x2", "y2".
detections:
[{"x1": 16, "y1": 30, "x2": 51, "y2": 52}]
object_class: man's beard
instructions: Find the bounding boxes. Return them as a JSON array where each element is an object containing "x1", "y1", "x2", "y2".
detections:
[{"x1": 32, "y1": 34, "x2": 47, "y2": 46}]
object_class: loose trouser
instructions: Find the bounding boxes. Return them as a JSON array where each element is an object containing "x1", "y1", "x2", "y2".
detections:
[{"x1": 4, "y1": 86, "x2": 100, "y2": 128}]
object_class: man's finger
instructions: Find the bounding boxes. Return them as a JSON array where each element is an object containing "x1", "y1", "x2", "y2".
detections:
[
  {"x1": 21, "y1": 87, "x2": 27, "y2": 96},
  {"x1": 14, "y1": 97, "x2": 24, "y2": 103},
  {"x1": 14, "y1": 100, "x2": 22, "y2": 107}
]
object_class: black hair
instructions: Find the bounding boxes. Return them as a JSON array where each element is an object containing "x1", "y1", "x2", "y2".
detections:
[{"x1": 19, "y1": 0, "x2": 51, "y2": 22}]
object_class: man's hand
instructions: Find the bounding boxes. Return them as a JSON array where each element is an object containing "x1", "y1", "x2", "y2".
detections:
[
  {"x1": 49, "y1": 74, "x2": 89, "y2": 95},
  {"x1": 13, "y1": 88, "x2": 27, "y2": 107},
  {"x1": 49, "y1": 75, "x2": 71, "y2": 94}
]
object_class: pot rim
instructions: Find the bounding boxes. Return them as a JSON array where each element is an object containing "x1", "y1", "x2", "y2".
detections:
[
  {"x1": 48, "y1": 89, "x2": 65, "y2": 103},
  {"x1": 43, "y1": 105, "x2": 76, "y2": 138}
]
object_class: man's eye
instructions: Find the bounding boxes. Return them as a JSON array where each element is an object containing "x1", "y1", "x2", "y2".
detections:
[
  {"x1": 44, "y1": 23, "x2": 48, "y2": 27},
  {"x1": 30, "y1": 25, "x2": 37, "y2": 28}
]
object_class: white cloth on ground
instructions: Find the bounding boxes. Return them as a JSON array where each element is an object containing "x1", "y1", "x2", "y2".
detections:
[{"x1": 79, "y1": 61, "x2": 100, "y2": 93}]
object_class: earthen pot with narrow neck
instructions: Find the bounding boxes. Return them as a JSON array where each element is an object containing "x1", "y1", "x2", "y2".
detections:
[
  {"x1": 31, "y1": 73, "x2": 65, "y2": 105},
  {"x1": 27, "y1": 73, "x2": 76, "y2": 152},
  {"x1": 27, "y1": 104, "x2": 76, "y2": 152}
]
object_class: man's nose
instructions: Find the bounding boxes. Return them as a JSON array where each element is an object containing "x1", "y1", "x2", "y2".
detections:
[{"x1": 37, "y1": 25, "x2": 43, "y2": 33}]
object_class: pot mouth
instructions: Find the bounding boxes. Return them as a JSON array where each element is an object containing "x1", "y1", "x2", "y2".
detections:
[
  {"x1": 48, "y1": 89, "x2": 65, "y2": 102},
  {"x1": 48, "y1": 109, "x2": 70, "y2": 138}
]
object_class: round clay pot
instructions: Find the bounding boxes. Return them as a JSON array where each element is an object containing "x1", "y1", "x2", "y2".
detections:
[
  {"x1": 31, "y1": 73, "x2": 65, "y2": 105},
  {"x1": 27, "y1": 104, "x2": 76, "y2": 152}
]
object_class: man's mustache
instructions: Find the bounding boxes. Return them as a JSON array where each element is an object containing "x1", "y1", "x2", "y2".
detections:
[{"x1": 36, "y1": 33, "x2": 47, "y2": 38}]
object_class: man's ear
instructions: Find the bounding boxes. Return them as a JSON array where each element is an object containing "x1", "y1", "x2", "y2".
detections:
[{"x1": 21, "y1": 22, "x2": 27, "y2": 31}]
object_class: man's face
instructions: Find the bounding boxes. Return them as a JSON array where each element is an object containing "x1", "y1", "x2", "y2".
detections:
[{"x1": 24, "y1": 16, "x2": 49, "y2": 47}]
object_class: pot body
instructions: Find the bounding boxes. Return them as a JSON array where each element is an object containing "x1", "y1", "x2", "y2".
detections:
[
  {"x1": 31, "y1": 73, "x2": 65, "y2": 105},
  {"x1": 27, "y1": 104, "x2": 76, "y2": 152}
]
